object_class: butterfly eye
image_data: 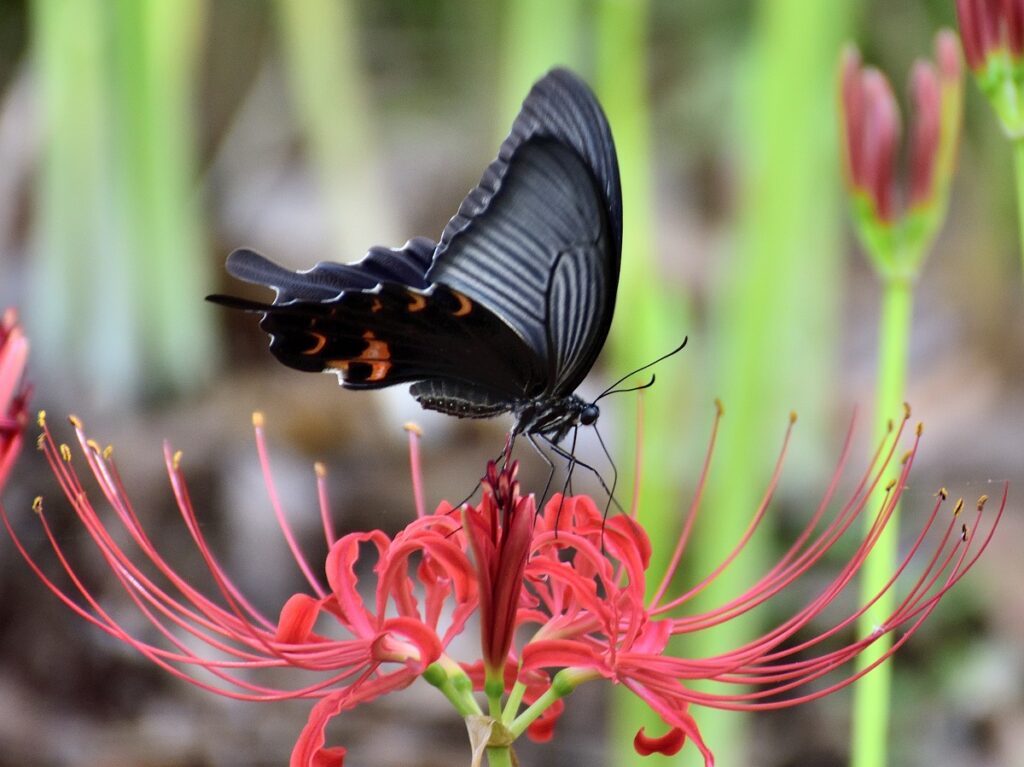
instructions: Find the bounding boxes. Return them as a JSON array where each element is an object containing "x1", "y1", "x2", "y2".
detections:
[{"x1": 580, "y1": 404, "x2": 600, "y2": 426}]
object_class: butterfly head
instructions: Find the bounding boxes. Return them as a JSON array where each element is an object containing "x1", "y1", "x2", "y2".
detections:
[{"x1": 579, "y1": 403, "x2": 600, "y2": 426}]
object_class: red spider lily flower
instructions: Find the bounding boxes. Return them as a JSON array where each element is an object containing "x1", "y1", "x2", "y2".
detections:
[
  {"x1": 2, "y1": 414, "x2": 474, "y2": 767},
  {"x1": 0, "y1": 308, "x2": 30, "y2": 489},
  {"x1": 956, "y1": 0, "x2": 1024, "y2": 136},
  {"x1": 519, "y1": 407, "x2": 1003, "y2": 765},
  {"x1": 4, "y1": 404, "x2": 1003, "y2": 767},
  {"x1": 839, "y1": 31, "x2": 962, "y2": 275}
]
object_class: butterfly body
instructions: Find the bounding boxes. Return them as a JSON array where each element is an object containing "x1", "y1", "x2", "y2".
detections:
[{"x1": 210, "y1": 69, "x2": 621, "y2": 443}]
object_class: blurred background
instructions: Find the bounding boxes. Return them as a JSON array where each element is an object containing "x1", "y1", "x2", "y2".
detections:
[{"x1": 0, "y1": 0, "x2": 1022, "y2": 765}]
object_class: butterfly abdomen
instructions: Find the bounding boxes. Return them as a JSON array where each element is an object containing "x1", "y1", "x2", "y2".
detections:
[{"x1": 411, "y1": 379, "x2": 513, "y2": 419}]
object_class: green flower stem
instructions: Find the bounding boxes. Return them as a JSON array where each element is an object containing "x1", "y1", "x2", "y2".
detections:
[
  {"x1": 1014, "y1": 139, "x2": 1024, "y2": 278},
  {"x1": 508, "y1": 667, "x2": 592, "y2": 739},
  {"x1": 502, "y1": 680, "x2": 528, "y2": 724},
  {"x1": 485, "y1": 669, "x2": 505, "y2": 719},
  {"x1": 850, "y1": 276, "x2": 913, "y2": 767}
]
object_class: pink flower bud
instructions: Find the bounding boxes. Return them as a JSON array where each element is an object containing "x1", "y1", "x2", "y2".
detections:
[
  {"x1": 909, "y1": 61, "x2": 942, "y2": 206},
  {"x1": 840, "y1": 50, "x2": 901, "y2": 221},
  {"x1": 956, "y1": 0, "x2": 1024, "y2": 69}
]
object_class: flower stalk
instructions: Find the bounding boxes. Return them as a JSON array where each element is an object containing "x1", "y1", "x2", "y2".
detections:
[{"x1": 839, "y1": 31, "x2": 964, "y2": 767}]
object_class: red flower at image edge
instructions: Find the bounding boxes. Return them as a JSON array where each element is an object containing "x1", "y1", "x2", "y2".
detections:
[{"x1": 0, "y1": 309, "x2": 30, "y2": 489}]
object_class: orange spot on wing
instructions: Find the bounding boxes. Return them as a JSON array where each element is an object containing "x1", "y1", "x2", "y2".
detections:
[
  {"x1": 407, "y1": 292, "x2": 427, "y2": 312},
  {"x1": 371, "y1": 297, "x2": 383, "y2": 313},
  {"x1": 365, "y1": 361, "x2": 392, "y2": 381},
  {"x1": 302, "y1": 332, "x2": 328, "y2": 355},
  {"x1": 327, "y1": 332, "x2": 392, "y2": 381},
  {"x1": 452, "y1": 291, "x2": 473, "y2": 317},
  {"x1": 360, "y1": 330, "x2": 390, "y2": 360},
  {"x1": 326, "y1": 359, "x2": 392, "y2": 382}
]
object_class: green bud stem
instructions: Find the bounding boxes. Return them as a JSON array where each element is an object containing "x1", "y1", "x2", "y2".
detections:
[
  {"x1": 507, "y1": 667, "x2": 594, "y2": 739},
  {"x1": 850, "y1": 275, "x2": 913, "y2": 767},
  {"x1": 1013, "y1": 140, "x2": 1024, "y2": 281}
]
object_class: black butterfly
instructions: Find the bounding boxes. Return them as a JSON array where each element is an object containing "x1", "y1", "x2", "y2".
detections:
[{"x1": 209, "y1": 69, "x2": 622, "y2": 445}]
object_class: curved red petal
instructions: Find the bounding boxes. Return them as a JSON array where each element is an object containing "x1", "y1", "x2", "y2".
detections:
[
  {"x1": 633, "y1": 726, "x2": 686, "y2": 756},
  {"x1": 312, "y1": 748, "x2": 346, "y2": 767},
  {"x1": 373, "y1": 616, "x2": 443, "y2": 669},
  {"x1": 521, "y1": 639, "x2": 604, "y2": 671},
  {"x1": 276, "y1": 593, "x2": 324, "y2": 644}
]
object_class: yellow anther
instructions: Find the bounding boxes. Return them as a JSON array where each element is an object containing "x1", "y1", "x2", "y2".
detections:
[
  {"x1": 977, "y1": 494, "x2": 988, "y2": 511},
  {"x1": 885, "y1": 478, "x2": 897, "y2": 492},
  {"x1": 59, "y1": 443, "x2": 71, "y2": 462},
  {"x1": 886, "y1": 418, "x2": 894, "y2": 433},
  {"x1": 314, "y1": 461, "x2": 327, "y2": 478},
  {"x1": 36, "y1": 434, "x2": 45, "y2": 450},
  {"x1": 916, "y1": 422, "x2": 923, "y2": 436},
  {"x1": 252, "y1": 411, "x2": 265, "y2": 428},
  {"x1": 68, "y1": 414, "x2": 82, "y2": 429},
  {"x1": 172, "y1": 450, "x2": 183, "y2": 471},
  {"x1": 714, "y1": 398, "x2": 725, "y2": 416},
  {"x1": 102, "y1": 445, "x2": 113, "y2": 460},
  {"x1": 953, "y1": 498, "x2": 964, "y2": 516},
  {"x1": 403, "y1": 422, "x2": 423, "y2": 436},
  {"x1": 900, "y1": 450, "x2": 913, "y2": 465},
  {"x1": 937, "y1": 487, "x2": 948, "y2": 500},
  {"x1": 37, "y1": 410, "x2": 46, "y2": 427},
  {"x1": 903, "y1": 402, "x2": 912, "y2": 419},
  {"x1": 86, "y1": 439, "x2": 101, "y2": 454},
  {"x1": 32, "y1": 496, "x2": 43, "y2": 514},
  {"x1": 789, "y1": 411, "x2": 798, "y2": 424}
]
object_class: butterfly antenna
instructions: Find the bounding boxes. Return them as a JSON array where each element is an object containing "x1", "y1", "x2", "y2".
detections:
[
  {"x1": 595, "y1": 337, "x2": 688, "y2": 402},
  {"x1": 598, "y1": 374, "x2": 656, "y2": 399}
]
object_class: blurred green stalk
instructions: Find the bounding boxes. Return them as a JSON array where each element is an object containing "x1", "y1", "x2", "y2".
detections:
[
  {"x1": 30, "y1": 0, "x2": 111, "y2": 393},
  {"x1": 500, "y1": 0, "x2": 583, "y2": 130},
  {"x1": 31, "y1": 0, "x2": 210, "y2": 402},
  {"x1": 1015, "y1": 141, "x2": 1024, "y2": 275},
  {"x1": 110, "y1": 0, "x2": 211, "y2": 397},
  {"x1": 274, "y1": 0, "x2": 397, "y2": 254},
  {"x1": 597, "y1": 1, "x2": 692, "y2": 765},
  {"x1": 693, "y1": 1, "x2": 854, "y2": 764}
]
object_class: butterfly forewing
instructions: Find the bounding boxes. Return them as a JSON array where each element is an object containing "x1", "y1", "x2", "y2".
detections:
[{"x1": 428, "y1": 70, "x2": 621, "y2": 397}]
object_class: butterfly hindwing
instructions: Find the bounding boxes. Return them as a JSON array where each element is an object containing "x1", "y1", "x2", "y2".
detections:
[
  {"x1": 227, "y1": 279, "x2": 546, "y2": 396},
  {"x1": 224, "y1": 237, "x2": 436, "y2": 302}
]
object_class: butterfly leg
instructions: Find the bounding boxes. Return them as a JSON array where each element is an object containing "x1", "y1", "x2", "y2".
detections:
[
  {"x1": 541, "y1": 436, "x2": 624, "y2": 516},
  {"x1": 525, "y1": 433, "x2": 558, "y2": 509},
  {"x1": 592, "y1": 423, "x2": 620, "y2": 519}
]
